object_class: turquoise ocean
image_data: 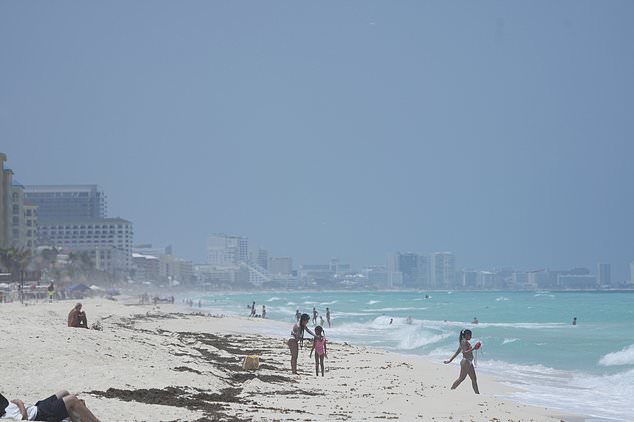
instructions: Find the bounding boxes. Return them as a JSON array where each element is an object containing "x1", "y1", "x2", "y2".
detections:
[{"x1": 191, "y1": 290, "x2": 634, "y2": 421}]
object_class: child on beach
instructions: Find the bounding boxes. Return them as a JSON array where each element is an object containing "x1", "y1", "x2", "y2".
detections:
[
  {"x1": 444, "y1": 329, "x2": 480, "y2": 394},
  {"x1": 309, "y1": 326, "x2": 327, "y2": 376}
]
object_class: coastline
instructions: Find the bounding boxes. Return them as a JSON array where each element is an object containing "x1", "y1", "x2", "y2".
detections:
[{"x1": 1, "y1": 297, "x2": 580, "y2": 421}]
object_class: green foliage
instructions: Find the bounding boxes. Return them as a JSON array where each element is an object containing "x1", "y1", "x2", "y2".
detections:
[{"x1": 0, "y1": 247, "x2": 32, "y2": 282}]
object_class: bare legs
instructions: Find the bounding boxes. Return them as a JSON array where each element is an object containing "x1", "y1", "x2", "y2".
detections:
[
  {"x1": 450, "y1": 359, "x2": 479, "y2": 394},
  {"x1": 62, "y1": 395, "x2": 101, "y2": 422},
  {"x1": 314, "y1": 354, "x2": 325, "y2": 376},
  {"x1": 288, "y1": 339, "x2": 299, "y2": 374}
]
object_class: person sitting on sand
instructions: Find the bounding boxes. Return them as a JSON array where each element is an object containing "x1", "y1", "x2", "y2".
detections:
[
  {"x1": 67, "y1": 303, "x2": 88, "y2": 328},
  {"x1": 287, "y1": 313, "x2": 315, "y2": 375},
  {"x1": 444, "y1": 329, "x2": 480, "y2": 394},
  {"x1": 0, "y1": 390, "x2": 101, "y2": 421},
  {"x1": 309, "y1": 325, "x2": 328, "y2": 376}
]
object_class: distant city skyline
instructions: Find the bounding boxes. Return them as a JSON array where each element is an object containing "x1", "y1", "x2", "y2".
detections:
[{"x1": 2, "y1": 2, "x2": 633, "y2": 281}]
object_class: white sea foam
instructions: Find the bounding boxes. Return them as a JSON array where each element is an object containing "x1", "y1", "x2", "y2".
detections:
[
  {"x1": 599, "y1": 344, "x2": 634, "y2": 366},
  {"x1": 361, "y1": 307, "x2": 423, "y2": 312},
  {"x1": 502, "y1": 338, "x2": 519, "y2": 345},
  {"x1": 266, "y1": 296, "x2": 282, "y2": 302},
  {"x1": 398, "y1": 332, "x2": 453, "y2": 350},
  {"x1": 366, "y1": 300, "x2": 381, "y2": 305},
  {"x1": 495, "y1": 296, "x2": 510, "y2": 301},
  {"x1": 499, "y1": 363, "x2": 634, "y2": 421}
]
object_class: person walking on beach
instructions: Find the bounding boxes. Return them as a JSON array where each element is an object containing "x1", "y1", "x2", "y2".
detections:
[
  {"x1": 250, "y1": 301, "x2": 256, "y2": 317},
  {"x1": 326, "y1": 307, "x2": 331, "y2": 327},
  {"x1": 310, "y1": 325, "x2": 328, "y2": 376},
  {"x1": 287, "y1": 313, "x2": 315, "y2": 375},
  {"x1": 67, "y1": 303, "x2": 88, "y2": 328},
  {"x1": 444, "y1": 329, "x2": 480, "y2": 394},
  {"x1": 47, "y1": 282, "x2": 55, "y2": 303},
  {"x1": 0, "y1": 389, "x2": 101, "y2": 421}
]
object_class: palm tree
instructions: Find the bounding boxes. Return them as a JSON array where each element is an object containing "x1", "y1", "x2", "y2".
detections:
[{"x1": 0, "y1": 247, "x2": 31, "y2": 302}]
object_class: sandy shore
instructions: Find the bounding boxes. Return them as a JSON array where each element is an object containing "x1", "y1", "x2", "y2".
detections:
[{"x1": 0, "y1": 297, "x2": 577, "y2": 421}]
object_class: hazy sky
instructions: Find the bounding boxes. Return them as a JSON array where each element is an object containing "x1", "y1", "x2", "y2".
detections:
[{"x1": 1, "y1": 2, "x2": 633, "y2": 280}]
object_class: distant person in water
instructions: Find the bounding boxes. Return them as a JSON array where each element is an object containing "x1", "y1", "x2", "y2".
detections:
[
  {"x1": 389, "y1": 318, "x2": 393, "y2": 325},
  {"x1": 67, "y1": 303, "x2": 88, "y2": 328},
  {"x1": 319, "y1": 315, "x2": 325, "y2": 326},
  {"x1": 326, "y1": 307, "x2": 331, "y2": 327},
  {"x1": 472, "y1": 316, "x2": 479, "y2": 324},
  {"x1": 312, "y1": 307, "x2": 318, "y2": 325},
  {"x1": 250, "y1": 301, "x2": 256, "y2": 317},
  {"x1": 572, "y1": 317, "x2": 577, "y2": 325},
  {"x1": 444, "y1": 329, "x2": 480, "y2": 394},
  {"x1": 310, "y1": 325, "x2": 328, "y2": 376},
  {"x1": 406, "y1": 316, "x2": 413, "y2": 324},
  {"x1": 295, "y1": 308, "x2": 301, "y2": 322},
  {"x1": 287, "y1": 313, "x2": 315, "y2": 374},
  {"x1": 262, "y1": 305, "x2": 266, "y2": 319}
]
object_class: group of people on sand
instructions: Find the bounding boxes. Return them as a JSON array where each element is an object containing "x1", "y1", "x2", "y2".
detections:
[
  {"x1": 286, "y1": 310, "x2": 481, "y2": 394},
  {"x1": 248, "y1": 301, "x2": 266, "y2": 318},
  {"x1": 287, "y1": 313, "x2": 328, "y2": 376}
]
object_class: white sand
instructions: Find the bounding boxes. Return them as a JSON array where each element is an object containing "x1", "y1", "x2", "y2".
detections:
[{"x1": 0, "y1": 297, "x2": 576, "y2": 421}]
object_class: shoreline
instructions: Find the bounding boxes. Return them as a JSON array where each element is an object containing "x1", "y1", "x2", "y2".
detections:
[{"x1": 1, "y1": 297, "x2": 581, "y2": 421}]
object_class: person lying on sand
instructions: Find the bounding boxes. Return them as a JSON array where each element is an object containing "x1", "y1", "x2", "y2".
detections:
[{"x1": 0, "y1": 390, "x2": 100, "y2": 421}]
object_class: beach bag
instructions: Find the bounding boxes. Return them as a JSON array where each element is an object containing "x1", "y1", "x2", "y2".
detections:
[{"x1": 242, "y1": 355, "x2": 260, "y2": 370}]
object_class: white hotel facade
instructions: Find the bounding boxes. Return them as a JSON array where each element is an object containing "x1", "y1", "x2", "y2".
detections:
[{"x1": 38, "y1": 217, "x2": 133, "y2": 276}]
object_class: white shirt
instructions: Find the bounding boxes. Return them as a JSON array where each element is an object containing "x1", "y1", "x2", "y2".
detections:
[{"x1": 3, "y1": 402, "x2": 38, "y2": 420}]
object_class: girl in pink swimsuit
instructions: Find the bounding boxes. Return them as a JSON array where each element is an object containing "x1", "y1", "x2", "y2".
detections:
[{"x1": 310, "y1": 326, "x2": 328, "y2": 376}]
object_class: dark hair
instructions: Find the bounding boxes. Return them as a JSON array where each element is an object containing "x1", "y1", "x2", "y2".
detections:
[
  {"x1": 315, "y1": 325, "x2": 324, "y2": 335},
  {"x1": 0, "y1": 393, "x2": 9, "y2": 416},
  {"x1": 459, "y1": 329, "x2": 472, "y2": 342}
]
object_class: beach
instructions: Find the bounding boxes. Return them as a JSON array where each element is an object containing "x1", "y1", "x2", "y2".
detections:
[{"x1": 1, "y1": 297, "x2": 575, "y2": 421}]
